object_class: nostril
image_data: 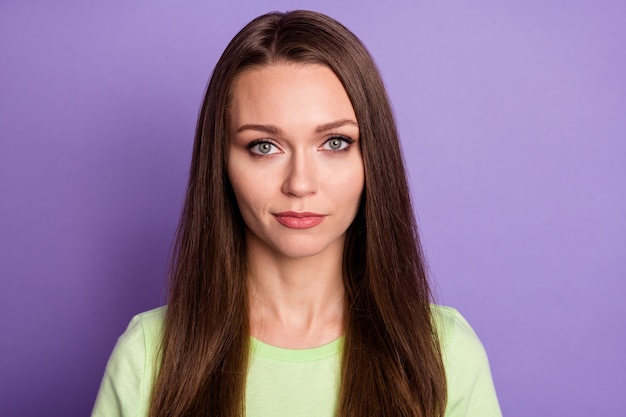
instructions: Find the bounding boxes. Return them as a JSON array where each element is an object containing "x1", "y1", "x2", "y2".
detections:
[{"x1": 282, "y1": 164, "x2": 318, "y2": 197}]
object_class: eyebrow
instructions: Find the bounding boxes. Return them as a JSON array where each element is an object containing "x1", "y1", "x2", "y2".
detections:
[
  {"x1": 235, "y1": 124, "x2": 281, "y2": 134},
  {"x1": 235, "y1": 119, "x2": 358, "y2": 135},
  {"x1": 315, "y1": 119, "x2": 358, "y2": 133}
]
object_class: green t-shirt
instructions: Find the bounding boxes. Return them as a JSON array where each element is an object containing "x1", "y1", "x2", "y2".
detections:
[{"x1": 92, "y1": 305, "x2": 502, "y2": 417}]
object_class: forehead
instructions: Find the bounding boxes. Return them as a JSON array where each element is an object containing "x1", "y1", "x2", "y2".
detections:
[
  {"x1": 230, "y1": 62, "x2": 342, "y2": 93},
  {"x1": 228, "y1": 63, "x2": 356, "y2": 127}
]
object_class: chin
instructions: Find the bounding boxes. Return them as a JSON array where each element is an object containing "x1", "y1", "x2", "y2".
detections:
[
  {"x1": 263, "y1": 232, "x2": 344, "y2": 259},
  {"x1": 245, "y1": 225, "x2": 346, "y2": 260},
  {"x1": 272, "y1": 241, "x2": 334, "y2": 259}
]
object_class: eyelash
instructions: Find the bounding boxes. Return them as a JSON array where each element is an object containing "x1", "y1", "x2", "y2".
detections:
[
  {"x1": 321, "y1": 135, "x2": 355, "y2": 152},
  {"x1": 246, "y1": 135, "x2": 355, "y2": 156},
  {"x1": 247, "y1": 140, "x2": 279, "y2": 156}
]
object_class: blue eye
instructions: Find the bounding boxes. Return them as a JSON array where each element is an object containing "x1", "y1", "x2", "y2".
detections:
[
  {"x1": 322, "y1": 136, "x2": 353, "y2": 151},
  {"x1": 249, "y1": 141, "x2": 279, "y2": 155}
]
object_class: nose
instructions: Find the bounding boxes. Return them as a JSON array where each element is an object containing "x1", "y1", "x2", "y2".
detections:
[{"x1": 282, "y1": 151, "x2": 318, "y2": 197}]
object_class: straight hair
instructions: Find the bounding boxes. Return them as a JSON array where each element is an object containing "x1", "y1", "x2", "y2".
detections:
[{"x1": 149, "y1": 10, "x2": 446, "y2": 417}]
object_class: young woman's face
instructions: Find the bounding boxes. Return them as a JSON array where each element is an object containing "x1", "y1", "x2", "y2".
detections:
[{"x1": 227, "y1": 63, "x2": 364, "y2": 259}]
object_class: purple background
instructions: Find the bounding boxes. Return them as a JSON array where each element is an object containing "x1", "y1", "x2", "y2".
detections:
[{"x1": 1, "y1": 1, "x2": 624, "y2": 416}]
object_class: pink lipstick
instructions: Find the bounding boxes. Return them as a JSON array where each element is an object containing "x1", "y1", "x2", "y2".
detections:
[{"x1": 273, "y1": 211, "x2": 326, "y2": 229}]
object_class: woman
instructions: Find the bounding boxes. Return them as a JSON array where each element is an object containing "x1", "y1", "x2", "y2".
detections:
[{"x1": 92, "y1": 10, "x2": 501, "y2": 417}]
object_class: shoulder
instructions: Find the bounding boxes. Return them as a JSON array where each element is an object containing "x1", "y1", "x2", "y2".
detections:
[
  {"x1": 431, "y1": 305, "x2": 503, "y2": 417},
  {"x1": 431, "y1": 304, "x2": 483, "y2": 355},
  {"x1": 110, "y1": 306, "x2": 166, "y2": 366},
  {"x1": 431, "y1": 305, "x2": 494, "y2": 380},
  {"x1": 91, "y1": 306, "x2": 166, "y2": 417},
  {"x1": 113, "y1": 305, "x2": 166, "y2": 380},
  {"x1": 122, "y1": 306, "x2": 167, "y2": 346}
]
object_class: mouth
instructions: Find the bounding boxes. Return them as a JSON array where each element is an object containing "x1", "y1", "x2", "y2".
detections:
[{"x1": 272, "y1": 211, "x2": 326, "y2": 229}]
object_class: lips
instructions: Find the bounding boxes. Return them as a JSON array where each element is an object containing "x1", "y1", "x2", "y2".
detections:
[{"x1": 272, "y1": 211, "x2": 326, "y2": 229}]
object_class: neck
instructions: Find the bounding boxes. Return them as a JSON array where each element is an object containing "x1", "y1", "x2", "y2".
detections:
[{"x1": 245, "y1": 232, "x2": 345, "y2": 349}]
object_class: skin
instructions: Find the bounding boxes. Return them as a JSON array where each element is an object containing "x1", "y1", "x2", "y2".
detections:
[{"x1": 227, "y1": 63, "x2": 364, "y2": 348}]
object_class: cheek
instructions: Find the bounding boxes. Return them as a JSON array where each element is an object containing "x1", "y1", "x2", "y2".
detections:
[
  {"x1": 328, "y1": 164, "x2": 364, "y2": 209},
  {"x1": 227, "y1": 163, "x2": 250, "y2": 209},
  {"x1": 228, "y1": 162, "x2": 274, "y2": 218},
  {"x1": 229, "y1": 173, "x2": 255, "y2": 210}
]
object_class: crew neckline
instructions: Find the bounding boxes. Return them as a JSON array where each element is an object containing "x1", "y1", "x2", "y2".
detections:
[{"x1": 250, "y1": 336, "x2": 343, "y2": 362}]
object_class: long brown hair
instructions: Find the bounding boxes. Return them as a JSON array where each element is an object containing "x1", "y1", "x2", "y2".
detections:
[{"x1": 150, "y1": 10, "x2": 446, "y2": 417}]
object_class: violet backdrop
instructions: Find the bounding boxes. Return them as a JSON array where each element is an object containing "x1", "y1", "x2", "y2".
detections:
[{"x1": 1, "y1": 0, "x2": 624, "y2": 416}]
